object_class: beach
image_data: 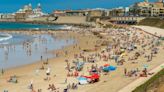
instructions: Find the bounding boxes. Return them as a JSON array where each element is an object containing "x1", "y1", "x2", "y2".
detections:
[
  {"x1": 0, "y1": 29, "x2": 101, "y2": 92},
  {"x1": 133, "y1": 26, "x2": 164, "y2": 37},
  {"x1": 0, "y1": 25, "x2": 164, "y2": 92}
]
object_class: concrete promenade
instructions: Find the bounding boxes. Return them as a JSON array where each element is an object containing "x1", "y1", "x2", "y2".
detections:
[{"x1": 134, "y1": 26, "x2": 164, "y2": 37}]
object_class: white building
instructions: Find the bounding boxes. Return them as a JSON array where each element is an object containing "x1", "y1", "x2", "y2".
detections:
[
  {"x1": 0, "y1": 13, "x2": 15, "y2": 19},
  {"x1": 16, "y1": 3, "x2": 46, "y2": 18},
  {"x1": 28, "y1": 3, "x2": 46, "y2": 18}
]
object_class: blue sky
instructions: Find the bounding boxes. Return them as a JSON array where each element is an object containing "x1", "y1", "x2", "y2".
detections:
[{"x1": 0, "y1": 0, "x2": 156, "y2": 13}]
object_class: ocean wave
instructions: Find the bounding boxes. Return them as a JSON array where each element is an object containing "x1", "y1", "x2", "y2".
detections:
[
  {"x1": 60, "y1": 25, "x2": 72, "y2": 30},
  {"x1": 0, "y1": 33, "x2": 13, "y2": 42}
]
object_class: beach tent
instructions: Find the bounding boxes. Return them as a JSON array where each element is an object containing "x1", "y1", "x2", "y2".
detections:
[
  {"x1": 103, "y1": 66, "x2": 117, "y2": 72},
  {"x1": 104, "y1": 64, "x2": 110, "y2": 67},
  {"x1": 83, "y1": 74, "x2": 100, "y2": 80},
  {"x1": 91, "y1": 74, "x2": 100, "y2": 79},
  {"x1": 78, "y1": 77, "x2": 88, "y2": 85}
]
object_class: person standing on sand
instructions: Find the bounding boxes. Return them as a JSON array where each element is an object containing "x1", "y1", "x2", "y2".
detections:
[
  {"x1": 29, "y1": 80, "x2": 33, "y2": 90},
  {"x1": 3, "y1": 89, "x2": 8, "y2": 92},
  {"x1": 65, "y1": 51, "x2": 68, "y2": 56},
  {"x1": 46, "y1": 67, "x2": 51, "y2": 80},
  {"x1": 1, "y1": 69, "x2": 4, "y2": 75},
  {"x1": 124, "y1": 68, "x2": 127, "y2": 76},
  {"x1": 65, "y1": 78, "x2": 67, "y2": 84},
  {"x1": 40, "y1": 55, "x2": 43, "y2": 61}
]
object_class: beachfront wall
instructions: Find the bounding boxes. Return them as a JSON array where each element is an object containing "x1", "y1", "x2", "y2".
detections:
[
  {"x1": 53, "y1": 16, "x2": 87, "y2": 24},
  {"x1": 26, "y1": 16, "x2": 87, "y2": 24},
  {"x1": 88, "y1": 10, "x2": 105, "y2": 17},
  {"x1": 26, "y1": 17, "x2": 48, "y2": 22}
]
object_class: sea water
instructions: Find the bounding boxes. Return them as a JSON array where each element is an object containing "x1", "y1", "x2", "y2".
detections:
[
  {"x1": 0, "y1": 33, "x2": 75, "y2": 69},
  {"x1": 0, "y1": 22, "x2": 72, "y2": 30}
]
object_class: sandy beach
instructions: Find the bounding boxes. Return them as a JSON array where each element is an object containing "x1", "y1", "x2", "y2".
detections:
[
  {"x1": 0, "y1": 25, "x2": 164, "y2": 92},
  {"x1": 133, "y1": 26, "x2": 164, "y2": 37}
]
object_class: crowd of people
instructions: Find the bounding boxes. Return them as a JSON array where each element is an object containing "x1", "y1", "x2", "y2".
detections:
[{"x1": 1, "y1": 26, "x2": 163, "y2": 92}]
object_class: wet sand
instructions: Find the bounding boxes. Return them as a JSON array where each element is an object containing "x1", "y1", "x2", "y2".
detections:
[{"x1": 0, "y1": 29, "x2": 101, "y2": 92}]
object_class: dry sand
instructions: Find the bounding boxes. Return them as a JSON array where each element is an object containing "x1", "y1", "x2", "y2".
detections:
[
  {"x1": 0, "y1": 26, "x2": 164, "y2": 92},
  {"x1": 117, "y1": 26, "x2": 164, "y2": 92},
  {"x1": 133, "y1": 26, "x2": 164, "y2": 37}
]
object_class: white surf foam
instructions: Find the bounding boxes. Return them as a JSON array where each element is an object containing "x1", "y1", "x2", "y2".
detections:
[{"x1": 0, "y1": 33, "x2": 13, "y2": 42}]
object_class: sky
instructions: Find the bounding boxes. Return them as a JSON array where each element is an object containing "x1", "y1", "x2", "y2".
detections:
[{"x1": 0, "y1": 0, "x2": 156, "y2": 13}]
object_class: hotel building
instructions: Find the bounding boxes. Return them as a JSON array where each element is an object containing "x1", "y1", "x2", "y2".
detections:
[{"x1": 129, "y1": 0, "x2": 164, "y2": 17}]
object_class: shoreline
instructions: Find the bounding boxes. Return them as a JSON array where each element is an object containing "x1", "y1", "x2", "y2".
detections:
[
  {"x1": 0, "y1": 21, "x2": 94, "y2": 28},
  {"x1": 0, "y1": 28, "x2": 103, "y2": 92},
  {"x1": 0, "y1": 30, "x2": 77, "y2": 70}
]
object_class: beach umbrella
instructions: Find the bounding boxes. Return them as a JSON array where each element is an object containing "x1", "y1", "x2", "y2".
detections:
[
  {"x1": 83, "y1": 74, "x2": 100, "y2": 80},
  {"x1": 79, "y1": 80, "x2": 88, "y2": 85},
  {"x1": 103, "y1": 67, "x2": 110, "y2": 72},
  {"x1": 104, "y1": 64, "x2": 110, "y2": 67},
  {"x1": 91, "y1": 74, "x2": 100, "y2": 79},
  {"x1": 78, "y1": 77, "x2": 88, "y2": 85},
  {"x1": 108, "y1": 66, "x2": 117, "y2": 71},
  {"x1": 103, "y1": 66, "x2": 116, "y2": 72}
]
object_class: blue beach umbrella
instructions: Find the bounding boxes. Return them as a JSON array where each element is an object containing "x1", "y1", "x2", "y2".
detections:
[{"x1": 108, "y1": 66, "x2": 117, "y2": 71}]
